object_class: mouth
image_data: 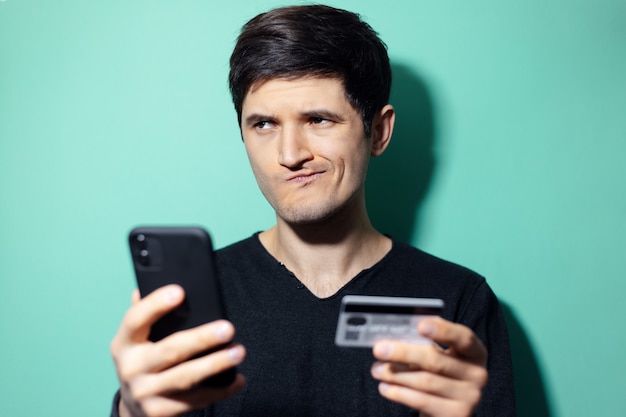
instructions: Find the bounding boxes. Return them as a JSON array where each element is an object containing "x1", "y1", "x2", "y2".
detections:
[{"x1": 286, "y1": 172, "x2": 324, "y2": 184}]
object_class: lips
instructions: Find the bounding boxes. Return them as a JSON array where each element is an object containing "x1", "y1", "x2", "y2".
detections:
[{"x1": 286, "y1": 172, "x2": 324, "y2": 184}]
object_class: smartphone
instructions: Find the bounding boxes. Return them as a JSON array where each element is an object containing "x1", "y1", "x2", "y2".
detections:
[
  {"x1": 335, "y1": 295, "x2": 444, "y2": 347},
  {"x1": 128, "y1": 226, "x2": 236, "y2": 387}
]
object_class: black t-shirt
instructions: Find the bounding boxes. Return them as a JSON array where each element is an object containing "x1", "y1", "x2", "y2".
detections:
[{"x1": 112, "y1": 234, "x2": 515, "y2": 417}]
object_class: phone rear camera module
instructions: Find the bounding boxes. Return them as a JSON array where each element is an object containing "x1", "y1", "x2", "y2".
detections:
[{"x1": 132, "y1": 234, "x2": 164, "y2": 269}]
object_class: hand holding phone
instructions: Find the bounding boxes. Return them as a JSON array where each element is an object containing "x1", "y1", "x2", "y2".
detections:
[
  {"x1": 127, "y1": 226, "x2": 237, "y2": 387},
  {"x1": 111, "y1": 227, "x2": 244, "y2": 417},
  {"x1": 111, "y1": 286, "x2": 245, "y2": 417}
]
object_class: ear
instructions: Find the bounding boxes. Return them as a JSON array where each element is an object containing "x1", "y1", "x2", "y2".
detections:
[{"x1": 370, "y1": 104, "x2": 395, "y2": 157}]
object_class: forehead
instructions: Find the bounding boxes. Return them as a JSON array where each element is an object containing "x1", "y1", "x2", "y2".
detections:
[
  {"x1": 242, "y1": 76, "x2": 351, "y2": 112},
  {"x1": 248, "y1": 75, "x2": 343, "y2": 92}
]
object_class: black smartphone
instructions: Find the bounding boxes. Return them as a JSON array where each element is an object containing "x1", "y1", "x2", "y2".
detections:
[{"x1": 128, "y1": 226, "x2": 236, "y2": 388}]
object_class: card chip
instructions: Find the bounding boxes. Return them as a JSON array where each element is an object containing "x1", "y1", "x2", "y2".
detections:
[{"x1": 345, "y1": 330, "x2": 360, "y2": 341}]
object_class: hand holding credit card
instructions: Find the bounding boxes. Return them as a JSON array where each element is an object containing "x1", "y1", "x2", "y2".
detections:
[{"x1": 335, "y1": 295, "x2": 444, "y2": 347}]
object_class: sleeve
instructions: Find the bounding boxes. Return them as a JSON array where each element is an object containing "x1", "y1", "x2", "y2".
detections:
[
  {"x1": 110, "y1": 390, "x2": 210, "y2": 417},
  {"x1": 459, "y1": 279, "x2": 517, "y2": 417}
]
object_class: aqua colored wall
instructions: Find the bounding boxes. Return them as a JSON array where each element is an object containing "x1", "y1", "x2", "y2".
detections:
[{"x1": 1, "y1": 1, "x2": 624, "y2": 416}]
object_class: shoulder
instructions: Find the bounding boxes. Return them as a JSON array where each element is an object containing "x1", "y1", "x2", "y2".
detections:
[
  {"x1": 376, "y1": 239, "x2": 498, "y2": 323},
  {"x1": 385, "y1": 239, "x2": 485, "y2": 285},
  {"x1": 215, "y1": 233, "x2": 275, "y2": 264},
  {"x1": 215, "y1": 234, "x2": 261, "y2": 259},
  {"x1": 214, "y1": 233, "x2": 276, "y2": 279}
]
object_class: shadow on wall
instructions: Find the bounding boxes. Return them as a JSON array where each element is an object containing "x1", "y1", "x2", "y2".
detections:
[
  {"x1": 367, "y1": 62, "x2": 553, "y2": 417},
  {"x1": 501, "y1": 303, "x2": 554, "y2": 417},
  {"x1": 366, "y1": 62, "x2": 435, "y2": 243}
]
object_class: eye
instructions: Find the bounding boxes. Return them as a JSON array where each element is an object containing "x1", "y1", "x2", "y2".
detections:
[
  {"x1": 309, "y1": 117, "x2": 331, "y2": 125},
  {"x1": 253, "y1": 120, "x2": 275, "y2": 130}
]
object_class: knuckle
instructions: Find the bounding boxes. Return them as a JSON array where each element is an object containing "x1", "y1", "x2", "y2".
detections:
[
  {"x1": 115, "y1": 349, "x2": 145, "y2": 381},
  {"x1": 425, "y1": 352, "x2": 446, "y2": 374},
  {"x1": 414, "y1": 371, "x2": 436, "y2": 388},
  {"x1": 123, "y1": 308, "x2": 144, "y2": 334},
  {"x1": 157, "y1": 342, "x2": 189, "y2": 366},
  {"x1": 173, "y1": 374, "x2": 198, "y2": 392},
  {"x1": 142, "y1": 399, "x2": 167, "y2": 417},
  {"x1": 474, "y1": 366, "x2": 489, "y2": 387},
  {"x1": 117, "y1": 361, "x2": 138, "y2": 381},
  {"x1": 128, "y1": 379, "x2": 150, "y2": 401},
  {"x1": 456, "y1": 329, "x2": 475, "y2": 351}
]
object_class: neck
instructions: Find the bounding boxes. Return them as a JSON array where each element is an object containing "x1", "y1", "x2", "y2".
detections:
[{"x1": 259, "y1": 200, "x2": 391, "y2": 298}]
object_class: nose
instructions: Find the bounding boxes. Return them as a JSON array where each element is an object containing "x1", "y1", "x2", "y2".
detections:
[{"x1": 277, "y1": 126, "x2": 313, "y2": 168}]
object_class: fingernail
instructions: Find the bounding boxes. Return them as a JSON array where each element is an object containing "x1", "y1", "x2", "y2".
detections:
[
  {"x1": 164, "y1": 286, "x2": 182, "y2": 304},
  {"x1": 374, "y1": 342, "x2": 392, "y2": 359},
  {"x1": 379, "y1": 382, "x2": 390, "y2": 393},
  {"x1": 371, "y1": 363, "x2": 383, "y2": 377},
  {"x1": 228, "y1": 346, "x2": 245, "y2": 362},
  {"x1": 215, "y1": 323, "x2": 233, "y2": 342},
  {"x1": 419, "y1": 320, "x2": 435, "y2": 337}
]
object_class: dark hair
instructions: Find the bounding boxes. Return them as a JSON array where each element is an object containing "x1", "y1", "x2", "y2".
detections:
[{"x1": 228, "y1": 4, "x2": 391, "y2": 137}]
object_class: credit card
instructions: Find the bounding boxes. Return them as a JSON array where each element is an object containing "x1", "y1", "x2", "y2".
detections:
[{"x1": 335, "y1": 295, "x2": 444, "y2": 347}]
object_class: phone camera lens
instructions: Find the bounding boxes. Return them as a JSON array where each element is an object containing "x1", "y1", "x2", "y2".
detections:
[
  {"x1": 138, "y1": 249, "x2": 150, "y2": 266},
  {"x1": 136, "y1": 234, "x2": 146, "y2": 242}
]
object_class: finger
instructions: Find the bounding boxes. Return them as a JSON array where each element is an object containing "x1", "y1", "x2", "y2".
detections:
[
  {"x1": 372, "y1": 341, "x2": 486, "y2": 382},
  {"x1": 131, "y1": 374, "x2": 246, "y2": 417},
  {"x1": 147, "y1": 320, "x2": 237, "y2": 372},
  {"x1": 371, "y1": 362, "x2": 482, "y2": 403},
  {"x1": 132, "y1": 344, "x2": 246, "y2": 398},
  {"x1": 116, "y1": 319, "x2": 237, "y2": 380},
  {"x1": 118, "y1": 285, "x2": 185, "y2": 345},
  {"x1": 377, "y1": 382, "x2": 479, "y2": 417},
  {"x1": 418, "y1": 317, "x2": 487, "y2": 366}
]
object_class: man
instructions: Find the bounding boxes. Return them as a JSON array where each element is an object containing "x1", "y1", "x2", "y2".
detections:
[{"x1": 110, "y1": 5, "x2": 515, "y2": 417}]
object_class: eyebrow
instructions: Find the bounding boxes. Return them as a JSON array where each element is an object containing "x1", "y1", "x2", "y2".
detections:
[
  {"x1": 243, "y1": 113, "x2": 275, "y2": 127},
  {"x1": 301, "y1": 109, "x2": 346, "y2": 122}
]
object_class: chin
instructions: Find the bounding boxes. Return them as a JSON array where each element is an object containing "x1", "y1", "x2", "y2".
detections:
[{"x1": 276, "y1": 204, "x2": 340, "y2": 226}]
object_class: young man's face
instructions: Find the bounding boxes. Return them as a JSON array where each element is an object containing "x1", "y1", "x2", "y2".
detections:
[{"x1": 240, "y1": 77, "x2": 376, "y2": 225}]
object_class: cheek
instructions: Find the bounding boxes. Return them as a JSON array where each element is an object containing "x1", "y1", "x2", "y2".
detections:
[
  {"x1": 244, "y1": 147, "x2": 275, "y2": 191},
  {"x1": 318, "y1": 135, "x2": 368, "y2": 159},
  {"x1": 244, "y1": 142, "x2": 264, "y2": 172},
  {"x1": 342, "y1": 141, "x2": 372, "y2": 172},
  {"x1": 247, "y1": 157, "x2": 269, "y2": 185}
]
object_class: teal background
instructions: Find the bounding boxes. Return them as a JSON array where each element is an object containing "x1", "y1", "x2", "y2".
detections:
[{"x1": 1, "y1": 1, "x2": 625, "y2": 416}]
